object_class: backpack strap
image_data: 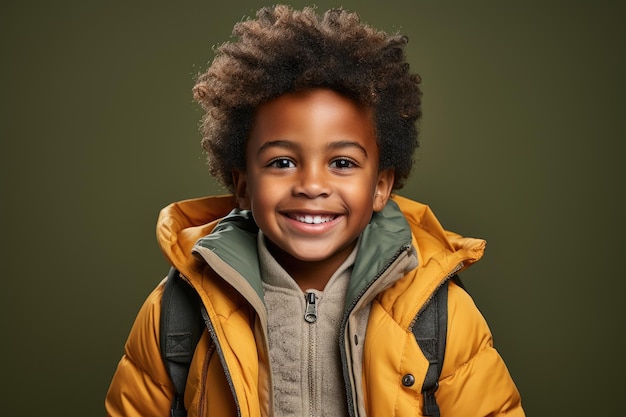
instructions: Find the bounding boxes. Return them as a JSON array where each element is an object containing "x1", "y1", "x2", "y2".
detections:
[
  {"x1": 412, "y1": 276, "x2": 455, "y2": 417},
  {"x1": 160, "y1": 268, "x2": 205, "y2": 417}
]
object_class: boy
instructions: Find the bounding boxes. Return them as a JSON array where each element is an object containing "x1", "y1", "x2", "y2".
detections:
[{"x1": 106, "y1": 5, "x2": 524, "y2": 416}]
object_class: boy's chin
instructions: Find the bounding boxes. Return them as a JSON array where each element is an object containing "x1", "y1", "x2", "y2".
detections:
[{"x1": 267, "y1": 239, "x2": 357, "y2": 265}]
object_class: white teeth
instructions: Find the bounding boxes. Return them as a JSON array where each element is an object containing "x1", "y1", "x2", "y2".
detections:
[{"x1": 292, "y1": 214, "x2": 334, "y2": 224}]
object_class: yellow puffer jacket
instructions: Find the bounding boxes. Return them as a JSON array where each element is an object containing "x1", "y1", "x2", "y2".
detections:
[{"x1": 106, "y1": 194, "x2": 524, "y2": 416}]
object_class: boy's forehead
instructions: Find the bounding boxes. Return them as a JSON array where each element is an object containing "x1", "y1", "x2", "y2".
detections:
[
  {"x1": 253, "y1": 88, "x2": 374, "y2": 122},
  {"x1": 250, "y1": 88, "x2": 374, "y2": 131}
]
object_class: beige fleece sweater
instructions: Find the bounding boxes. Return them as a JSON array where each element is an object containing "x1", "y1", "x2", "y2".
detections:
[{"x1": 258, "y1": 232, "x2": 355, "y2": 417}]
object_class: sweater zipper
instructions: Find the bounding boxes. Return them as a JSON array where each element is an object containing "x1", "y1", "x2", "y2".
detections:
[
  {"x1": 305, "y1": 292, "x2": 318, "y2": 417},
  {"x1": 304, "y1": 292, "x2": 318, "y2": 323}
]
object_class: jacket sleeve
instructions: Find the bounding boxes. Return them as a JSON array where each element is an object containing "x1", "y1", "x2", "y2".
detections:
[
  {"x1": 438, "y1": 281, "x2": 525, "y2": 416},
  {"x1": 105, "y1": 282, "x2": 174, "y2": 417}
]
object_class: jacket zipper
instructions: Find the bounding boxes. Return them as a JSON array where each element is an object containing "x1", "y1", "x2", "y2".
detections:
[
  {"x1": 193, "y1": 246, "x2": 271, "y2": 416},
  {"x1": 200, "y1": 306, "x2": 242, "y2": 417},
  {"x1": 305, "y1": 292, "x2": 318, "y2": 417},
  {"x1": 339, "y1": 243, "x2": 411, "y2": 417},
  {"x1": 197, "y1": 342, "x2": 216, "y2": 417}
]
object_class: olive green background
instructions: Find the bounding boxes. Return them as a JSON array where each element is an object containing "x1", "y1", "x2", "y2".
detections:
[{"x1": 1, "y1": 1, "x2": 623, "y2": 415}]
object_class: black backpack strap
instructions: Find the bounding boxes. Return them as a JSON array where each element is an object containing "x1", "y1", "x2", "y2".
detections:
[
  {"x1": 412, "y1": 276, "x2": 452, "y2": 417},
  {"x1": 160, "y1": 267, "x2": 205, "y2": 417}
]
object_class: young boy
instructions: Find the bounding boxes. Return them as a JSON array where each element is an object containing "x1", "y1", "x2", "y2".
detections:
[{"x1": 106, "y1": 5, "x2": 524, "y2": 417}]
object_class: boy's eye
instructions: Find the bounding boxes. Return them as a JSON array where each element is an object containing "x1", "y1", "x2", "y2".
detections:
[
  {"x1": 330, "y1": 158, "x2": 357, "y2": 169},
  {"x1": 268, "y1": 158, "x2": 296, "y2": 168}
]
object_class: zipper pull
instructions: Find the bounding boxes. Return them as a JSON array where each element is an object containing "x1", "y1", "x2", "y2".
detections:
[{"x1": 304, "y1": 292, "x2": 317, "y2": 323}]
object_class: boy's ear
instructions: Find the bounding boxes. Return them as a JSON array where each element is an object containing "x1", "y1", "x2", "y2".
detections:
[
  {"x1": 373, "y1": 169, "x2": 395, "y2": 212},
  {"x1": 232, "y1": 169, "x2": 251, "y2": 210}
]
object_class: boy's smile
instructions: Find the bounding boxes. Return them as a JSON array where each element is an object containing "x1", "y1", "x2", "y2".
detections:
[{"x1": 233, "y1": 88, "x2": 394, "y2": 289}]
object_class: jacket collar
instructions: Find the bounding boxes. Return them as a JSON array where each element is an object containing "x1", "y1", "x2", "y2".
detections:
[{"x1": 188, "y1": 199, "x2": 415, "y2": 310}]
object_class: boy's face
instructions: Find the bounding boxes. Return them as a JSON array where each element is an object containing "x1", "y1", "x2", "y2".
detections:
[{"x1": 233, "y1": 88, "x2": 394, "y2": 274}]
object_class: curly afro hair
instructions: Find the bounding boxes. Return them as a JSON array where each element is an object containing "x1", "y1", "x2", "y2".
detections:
[{"x1": 193, "y1": 5, "x2": 422, "y2": 191}]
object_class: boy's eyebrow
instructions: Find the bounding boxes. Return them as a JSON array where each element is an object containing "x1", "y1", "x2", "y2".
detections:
[
  {"x1": 327, "y1": 140, "x2": 369, "y2": 158},
  {"x1": 257, "y1": 140, "x2": 368, "y2": 158},
  {"x1": 257, "y1": 140, "x2": 297, "y2": 154}
]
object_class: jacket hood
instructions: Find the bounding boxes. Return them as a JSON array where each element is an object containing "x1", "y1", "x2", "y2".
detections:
[{"x1": 156, "y1": 194, "x2": 239, "y2": 275}]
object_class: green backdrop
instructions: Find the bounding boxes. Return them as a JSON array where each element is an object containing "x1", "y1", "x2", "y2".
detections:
[{"x1": 1, "y1": 1, "x2": 624, "y2": 415}]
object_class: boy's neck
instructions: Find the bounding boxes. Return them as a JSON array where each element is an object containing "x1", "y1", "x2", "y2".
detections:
[{"x1": 264, "y1": 238, "x2": 357, "y2": 292}]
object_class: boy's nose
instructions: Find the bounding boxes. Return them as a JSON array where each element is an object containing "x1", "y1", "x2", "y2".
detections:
[{"x1": 292, "y1": 166, "x2": 331, "y2": 198}]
